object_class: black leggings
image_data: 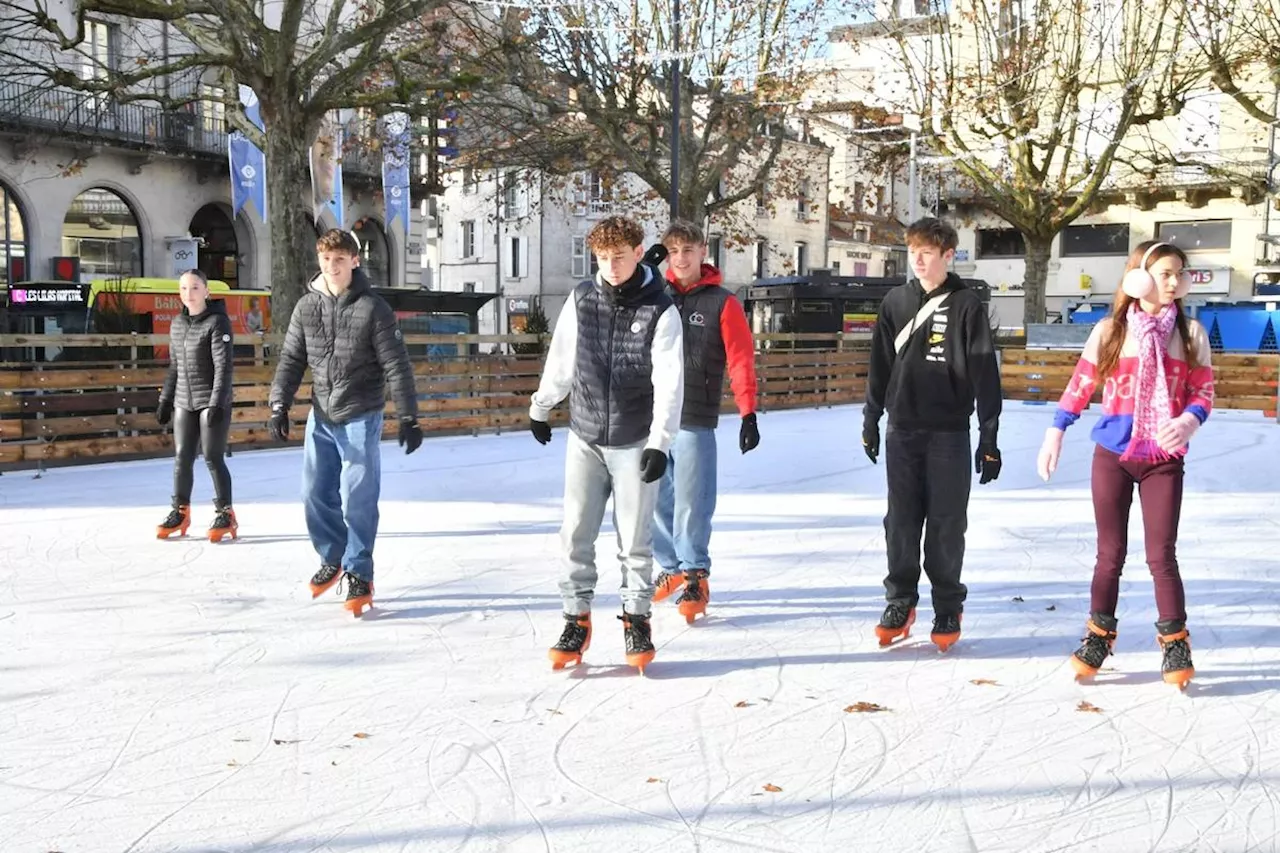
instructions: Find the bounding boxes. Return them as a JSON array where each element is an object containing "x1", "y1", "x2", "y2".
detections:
[{"x1": 172, "y1": 407, "x2": 232, "y2": 509}]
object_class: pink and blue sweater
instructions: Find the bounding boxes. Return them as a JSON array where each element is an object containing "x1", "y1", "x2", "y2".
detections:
[{"x1": 1053, "y1": 318, "x2": 1215, "y2": 456}]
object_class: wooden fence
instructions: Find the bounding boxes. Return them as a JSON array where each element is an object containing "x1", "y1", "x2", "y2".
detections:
[
  {"x1": 0, "y1": 333, "x2": 868, "y2": 468},
  {"x1": 1000, "y1": 349, "x2": 1280, "y2": 418},
  {"x1": 4, "y1": 333, "x2": 1275, "y2": 469}
]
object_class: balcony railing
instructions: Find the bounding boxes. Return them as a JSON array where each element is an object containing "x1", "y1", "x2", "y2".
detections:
[{"x1": 0, "y1": 78, "x2": 225, "y2": 157}]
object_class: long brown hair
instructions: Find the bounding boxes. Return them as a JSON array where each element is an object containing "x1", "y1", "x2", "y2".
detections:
[{"x1": 1095, "y1": 240, "x2": 1199, "y2": 381}]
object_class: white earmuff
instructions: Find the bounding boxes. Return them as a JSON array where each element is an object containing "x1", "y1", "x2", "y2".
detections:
[{"x1": 1121, "y1": 242, "x2": 1191, "y2": 301}]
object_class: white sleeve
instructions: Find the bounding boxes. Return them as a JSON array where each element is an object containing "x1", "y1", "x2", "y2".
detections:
[
  {"x1": 529, "y1": 299, "x2": 578, "y2": 420},
  {"x1": 646, "y1": 304, "x2": 684, "y2": 452}
]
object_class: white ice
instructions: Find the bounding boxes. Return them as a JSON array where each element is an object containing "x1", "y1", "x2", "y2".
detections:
[{"x1": 2, "y1": 403, "x2": 1279, "y2": 853}]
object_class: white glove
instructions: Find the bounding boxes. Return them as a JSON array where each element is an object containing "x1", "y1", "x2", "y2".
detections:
[
  {"x1": 1037, "y1": 428, "x2": 1065, "y2": 482},
  {"x1": 1156, "y1": 412, "x2": 1200, "y2": 453}
]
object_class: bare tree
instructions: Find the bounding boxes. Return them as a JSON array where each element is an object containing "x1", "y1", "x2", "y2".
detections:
[
  {"x1": 451, "y1": 0, "x2": 829, "y2": 238},
  {"x1": 1186, "y1": 0, "x2": 1280, "y2": 128},
  {"x1": 844, "y1": 0, "x2": 1208, "y2": 325},
  {"x1": 0, "y1": 0, "x2": 481, "y2": 323}
]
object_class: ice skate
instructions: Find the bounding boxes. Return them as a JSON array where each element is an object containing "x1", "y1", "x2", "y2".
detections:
[
  {"x1": 548, "y1": 613, "x2": 592, "y2": 670},
  {"x1": 156, "y1": 505, "x2": 190, "y2": 539},
  {"x1": 676, "y1": 570, "x2": 709, "y2": 624},
  {"x1": 931, "y1": 613, "x2": 962, "y2": 652},
  {"x1": 1158, "y1": 627, "x2": 1195, "y2": 689},
  {"x1": 309, "y1": 563, "x2": 343, "y2": 599},
  {"x1": 875, "y1": 603, "x2": 916, "y2": 646},
  {"x1": 620, "y1": 612, "x2": 655, "y2": 673},
  {"x1": 342, "y1": 574, "x2": 373, "y2": 617},
  {"x1": 653, "y1": 570, "x2": 685, "y2": 603},
  {"x1": 1070, "y1": 616, "x2": 1117, "y2": 680},
  {"x1": 207, "y1": 507, "x2": 238, "y2": 542}
]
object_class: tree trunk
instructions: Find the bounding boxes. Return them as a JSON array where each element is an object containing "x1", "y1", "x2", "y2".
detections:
[
  {"x1": 262, "y1": 115, "x2": 319, "y2": 329},
  {"x1": 1021, "y1": 234, "x2": 1054, "y2": 327}
]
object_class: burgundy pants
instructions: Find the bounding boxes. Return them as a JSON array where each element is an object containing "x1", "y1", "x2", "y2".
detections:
[{"x1": 1090, "y1": 445, "x2": 1186, "y2": 626}]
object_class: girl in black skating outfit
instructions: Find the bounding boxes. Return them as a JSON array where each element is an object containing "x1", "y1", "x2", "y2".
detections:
[{"x1": 156, "y1": 269, "x2": 237, "y2": 541}]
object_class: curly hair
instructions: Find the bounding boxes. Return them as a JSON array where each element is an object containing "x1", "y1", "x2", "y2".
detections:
[
  {"x1": 316, "y1": 228, "x2": 360, "y2": 255},
  {"x1": 586, "y1": 216, "x2": 646, "y2": 252}
]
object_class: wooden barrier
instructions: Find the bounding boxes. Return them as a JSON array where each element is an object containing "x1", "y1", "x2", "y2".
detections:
[
  {"x1": 0, "y1": 333, "x2": 869, "y2": 468},
  {"x1": 1001, "y1": 349, "x2": 1280, "y2": 417}
]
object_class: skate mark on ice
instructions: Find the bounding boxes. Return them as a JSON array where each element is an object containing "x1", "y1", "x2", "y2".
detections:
[
  {"x1": 120, "y1": 685, "x2": 294, "y2": 853},
  {"x1": 447, "y1": 712, "x2": 553, "y2": 853}
]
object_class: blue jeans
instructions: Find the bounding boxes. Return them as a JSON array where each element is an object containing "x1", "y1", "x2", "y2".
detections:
[
  {"x1": 301, "y1": 410, "x2": 383, "y2": 582},
  {"x1": 652, "y1": 426, "x2": 718, "y2": 575}
]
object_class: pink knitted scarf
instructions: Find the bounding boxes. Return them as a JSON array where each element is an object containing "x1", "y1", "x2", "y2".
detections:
[{"x1": 1122, "y1": 302, "x2": 1178, "y2": 461}]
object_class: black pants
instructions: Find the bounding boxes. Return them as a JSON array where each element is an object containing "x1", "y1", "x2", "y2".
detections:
[
  {"x1": 173, "y1": 406, "x2": 232, "y2": 510},
  {"x1": 883, "y1": 427, "x2": 971, "y2": 615}
]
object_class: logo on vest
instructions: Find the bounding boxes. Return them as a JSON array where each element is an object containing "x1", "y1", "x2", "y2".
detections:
[
  {"x1": 630, "y1": 321, "x2": 642, "y2": 333},
  {"x1": 688, "y1": 311, "x2": 706, "y2": 327}
]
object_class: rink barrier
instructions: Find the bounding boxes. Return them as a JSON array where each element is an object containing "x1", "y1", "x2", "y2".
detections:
[
  {"x1": 0, "y1": 333, "x2": 871, "y2": 468},
  {"x1": 1000, "y1": 349, "x2": 1279, "y2": 417}
]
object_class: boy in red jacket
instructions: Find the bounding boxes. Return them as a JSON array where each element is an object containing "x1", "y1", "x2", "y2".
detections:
[{"x1": 651, "y1": 220, "x2": 759, "y2": 623}]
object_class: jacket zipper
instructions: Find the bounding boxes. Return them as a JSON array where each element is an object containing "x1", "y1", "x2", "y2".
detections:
[{"x1": 604, "y1": 303, "x2": 618, "y2": 446}]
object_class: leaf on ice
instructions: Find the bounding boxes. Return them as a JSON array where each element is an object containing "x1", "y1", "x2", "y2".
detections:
[
  {"x1": 547, "y1": 709, "x2": 564, "y2": 715},
  {"x1": 734, "y1": 700, "x2": 754, "y2": 708},
  {"x1": 762, "y1": 783, "x2": 783, "y2": 792},
  {"x1": 1011, "y1": 596, "x2": 1025, "y2": 602},
  {"x1": 969, "y1": 679, "x2": 999, "y2": 686},
  {"x1": 232, "y1": 737, "x2": 250, "y2": 743},
  {"x1": 646, "y1": 777, "x2": 662, "y2": 783},
  {"x1": 1045, "y1": 605, "x2": 1056, "y2": 611},
  {"x1": 226, "y1": 760, "x2": 240, "y2": 767},
  {"x1": 844, "y1": 702, "x2": 889, "y2": 713},
  {"x1": 353, "y1": 732, "x2": 371, "y2": 739},
  {"x1": 1076, "y1": 701, "x2": 1103, "y2": 713},
  {"x1": 273, "y1": 739, "x2": 300, "y2": 745}
]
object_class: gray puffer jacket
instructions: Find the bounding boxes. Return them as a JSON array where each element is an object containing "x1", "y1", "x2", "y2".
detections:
[
  {"x1": 269, "y1": 269, "x2": 417, "y2": 424},
  {"x1": 160, "y1": 300, "x2": 234, "y2": 411}
]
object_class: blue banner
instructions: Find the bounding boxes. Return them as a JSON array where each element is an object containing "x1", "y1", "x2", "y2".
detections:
[
  {"x1": 228, "y1": 85, "x2": 266, "y2": 223},
  {"x1": 380, "y1": 112, "x2": 411, "y2": 237}
]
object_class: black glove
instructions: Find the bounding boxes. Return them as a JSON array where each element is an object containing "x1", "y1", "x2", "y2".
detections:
[
  {"x1": 530, "y1": 418, "x2": 552, "y2": 445},
  {"x1": 739, "y1": 413, "x2": 760, "y2": 454},
  {"x1": 398, "y1": 416, "x2": 422, "y2": 455},
  {"x1": 268, "y1": 404, "x2": 290, "y2": 442},
  {"x1": 976, "y1": 445, "x2": 1002, "y2": 485},
  {"x1": 205, "y1": 405, "x2": 226, "y2": 427},
  {"x1": 643, "y1": 244, "x2": 669, "y2": 266},
  {"x1": 862, "y1": 420, "x2": 880, "y2": 464},
  {"x1": 640, "y1": 448, "x2": 668, "y2": 483},
  {"x1": 156, "y1": 400, "x2": 173, "y2": 426}
]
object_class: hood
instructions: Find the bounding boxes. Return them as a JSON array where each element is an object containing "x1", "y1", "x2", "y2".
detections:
[
  {"x1": 598, "y1": 262, "x2": 663, "y2": 307},
  {"x1": 309, "y1": 267, "x2": 373, "y2": 303},
  {"x1": 666, "y1": 263, "x2": 722, "y2": 295},
  {"x1": 910, "y1": 271, "x2": 966, "y2": 302},
  {"x1": 182, "y1": 298, "x2": 228, "y2": 319}
]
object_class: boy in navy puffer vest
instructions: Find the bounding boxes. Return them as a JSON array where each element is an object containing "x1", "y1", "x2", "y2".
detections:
[{"x1": 529, "y1": 216, "x2": 684, "y2": 673}]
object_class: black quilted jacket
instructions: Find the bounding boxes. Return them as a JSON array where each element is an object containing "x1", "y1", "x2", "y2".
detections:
[
  {"x1": 269, "y1": 269, "x2": 417, "y2": 424},
  {"x1": 160, "y1": 300, "x2": 234, "y2": 411}
]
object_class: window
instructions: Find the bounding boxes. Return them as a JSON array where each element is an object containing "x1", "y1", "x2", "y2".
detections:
[
  {"x1": 460, "y1": 220, "x2": 476, "y2": 258},
  {"x1": 708, "y1": 236, "x2": 723, "y2": 269},
  {"x1": 832, "y1": 261, "x2": 841, "y2": 274},
  {"x1": 854, "y1": 261, "x2": 869, "y2": 276},
  {"x1": 854, "y1": 226, "x2": 870, "y2": 242},
  {"x1": 198, "y1": 84, "x2": 225, "y2": 136},
  {"x1": 1060, "y1": 223, "x2": 1130, "y2": 256},
  {"x1": 754, "y1": 239, "x2": 768, "y2": 279},
  {"x1": 462, "y1": 165, "x2": 477, "y2": 195},
  {"x1": 501, "y1": 170, "x2": 524, "y2": 219},
  {"x1": 1158, "y1": 220, "x2": 1232, "y2": 251},
  {"x1": 81, "y1": 20, "x2": 117, "y2": 80},
  {"x1": 796, "y1": 179, "x2": 810, "y2": 222},
  {"x1": 571, "y1": 236, "x2": 599, "y2": 278},
  {"x1": 853, "y1": 181, "x2": 865, "y2": 213},
  {"x1": 506, "y1": 235, "x2": 528, "y2": 279},
  {"x1": 756, "y1": 187, "x2": 768, "y2": 217},
  {"x1": 589, "y1": 172, "x2": 611, "y2": 214},
  {"x1": 977, "y1": 228, "x2": 1025, "y2": 258},
  {"x1": 794, "y1": 242, "x2": 809, "y2": 275},
  {"x1": 462, "y1": 281, "x2": 476, "y2": 293}
]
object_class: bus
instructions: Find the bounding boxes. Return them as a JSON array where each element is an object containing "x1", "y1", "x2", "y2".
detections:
[{"x1": 2, "y1": 278, "x2": 271, "y2": 361}]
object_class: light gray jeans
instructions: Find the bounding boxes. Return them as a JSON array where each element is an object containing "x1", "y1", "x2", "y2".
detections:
[{"x1": 560, "y1": 431, "x2": 659, "y2": 616}]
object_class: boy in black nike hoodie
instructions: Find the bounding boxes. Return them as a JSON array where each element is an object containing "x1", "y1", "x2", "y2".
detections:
[{"x1": 862, "y1": 217, "x2": 1002, "y2": 651}]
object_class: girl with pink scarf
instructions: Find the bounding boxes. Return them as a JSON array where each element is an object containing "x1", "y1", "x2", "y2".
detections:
[{"x1": 1036, "y1": 241, "x2": 1214, "y2": 689}]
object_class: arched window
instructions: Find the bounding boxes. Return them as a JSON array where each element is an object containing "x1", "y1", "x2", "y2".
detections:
[
  {"x1": 62, "y1": 188, "x2": 143, "y2": 279},
  {"x1": 352, "y1": 217, "x2": 390, "y2": 289},
  {"x1": 1, "y1": 181, "x2": 27, "y2": 286},
  {"x1": 189, "y1": 203, "x2": 239, "y2": 287}
]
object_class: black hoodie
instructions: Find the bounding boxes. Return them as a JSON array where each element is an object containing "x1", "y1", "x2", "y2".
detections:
[
  {"x1": 160, "y1": 299, "x2": 233, "y2": 412},
  {"x1": 863, "y1": 273, "x2": 1001, "y2": 446}
]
